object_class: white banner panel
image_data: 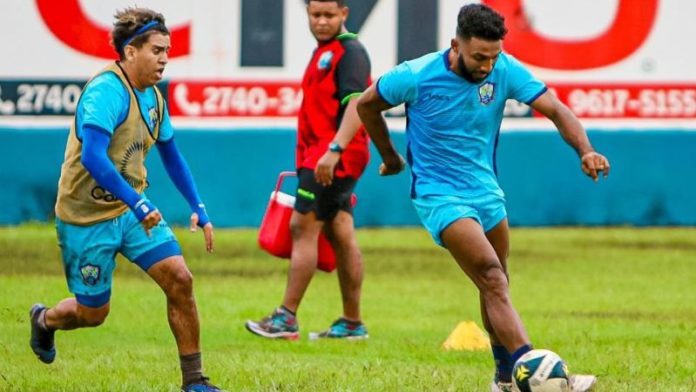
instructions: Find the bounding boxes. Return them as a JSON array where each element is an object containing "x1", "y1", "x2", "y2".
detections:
[{"x1": 1, "y1": 0, "x2": 695, "y2": 119}]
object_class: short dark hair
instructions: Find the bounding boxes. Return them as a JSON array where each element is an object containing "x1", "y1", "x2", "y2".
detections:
[
  {"x1": 111, "y1": 7, "x2": 170, "y2": 59},
  {"x1": 456, "y1": 4, "x2": 507, "y2": 41},
  {"x1": 305, "y1": 0, "x2": 346, "y2": 6}
]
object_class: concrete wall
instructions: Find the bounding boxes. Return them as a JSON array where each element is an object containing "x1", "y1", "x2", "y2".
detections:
[{"x1": 2, "y1": 127, "x2": 694, "y2": 227}]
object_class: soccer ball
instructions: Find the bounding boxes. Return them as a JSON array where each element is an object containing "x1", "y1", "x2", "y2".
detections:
[{"x1": 512, "y1": 349, "x2": 570, "y2": 392}]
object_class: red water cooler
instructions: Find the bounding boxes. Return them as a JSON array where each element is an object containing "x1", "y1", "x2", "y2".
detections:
[{"x1": 258, "y1": 171, "x2": 337, "y2": 272}]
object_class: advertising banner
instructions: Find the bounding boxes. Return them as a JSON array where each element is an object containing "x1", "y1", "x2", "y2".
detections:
[{"x1": 2, "y1": 0, "x2": 695, "y2": 120}]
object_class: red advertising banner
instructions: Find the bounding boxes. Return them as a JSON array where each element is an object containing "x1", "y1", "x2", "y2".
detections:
[
  {"x1": 3, "y1": 79, "x2": 694, "y2": 119},
  {"x1": 548, "y1": 84, "x2": 696, "y2": 119},
  {"x1": 167, "y1": 80, "x2": 696, "y2": 119},
  {"x1": 167, "y1": 81, "x2": 303, "y2": 117}
]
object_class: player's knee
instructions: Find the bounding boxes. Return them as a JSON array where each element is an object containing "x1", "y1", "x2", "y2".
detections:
[
  {"x1": 289, "y1": 220, "x2": 321, "y2": 242},
  {"x1": 289, "y1": 220, "x2": 304, "y2": 239},
  {"x1": 77, "y1": 307, "x2": 109, "y2": 327},
  {"x1": 169, "y1": 267, "x2": 194, "y2": 296},
  {"x1": 326, "y1": 226, "x2": 357, "y2": 254},
  {"x1": 289, "y1": 219, "x2": 314, "y2": 240},
  {"x1": 476, "y1": 261, "x2": 509, "y2": 298}
]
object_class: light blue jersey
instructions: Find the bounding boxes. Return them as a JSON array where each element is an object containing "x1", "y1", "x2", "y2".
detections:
[
  {"x1": 76, "y1": 72, "x2": 174, "y2": 142},
  {"x1": 57, "y1": 67, "x2": 180, "y2": 307},
  {"x1": 377, "y1": 49, "x2": 546, "y2": 200}
]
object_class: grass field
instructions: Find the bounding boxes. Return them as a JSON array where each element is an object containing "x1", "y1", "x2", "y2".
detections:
[{"x1": 0, "y1": 224, "x2": 694, "y2": 391}]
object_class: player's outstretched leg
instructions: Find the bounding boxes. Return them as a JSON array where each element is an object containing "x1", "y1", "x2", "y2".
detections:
[
  {"x1": 29, "y1": 303, "x2": 56, "y2": 364},
  {"x1": 441, "y1": 218, "x2": 531, "y2": 387},
  {"x1": 147, "y1": 255, "x2": 221, "y2": 391}
]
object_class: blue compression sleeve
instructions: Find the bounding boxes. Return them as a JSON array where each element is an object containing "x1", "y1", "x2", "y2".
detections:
[
  {"x1": 156, "y1": 138, "x2": 210, "y2": 227},
  {"x1": 81, "y1": 125, "x2": 156, "y2": 221}
]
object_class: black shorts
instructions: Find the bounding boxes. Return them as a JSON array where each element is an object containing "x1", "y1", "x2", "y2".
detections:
[{"x1": 294, "y1": 168, "x2": 356, "y2": 221}]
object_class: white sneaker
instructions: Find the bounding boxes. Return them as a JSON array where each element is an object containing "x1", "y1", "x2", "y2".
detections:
[
  {"x1": 569, "y1": 374, "x2": 597, "y2": 391},
  {"x1": 490, "y1": 381, "x2": 515, "y2": 392}
]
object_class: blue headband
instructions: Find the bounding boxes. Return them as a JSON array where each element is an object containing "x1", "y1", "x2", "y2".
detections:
[{"x1": 120, "y1": 21, "x2": 160, "y2": 51}]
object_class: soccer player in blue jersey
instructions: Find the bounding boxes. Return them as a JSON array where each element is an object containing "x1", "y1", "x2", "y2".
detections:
[
  {"x1": 357, "y1": 4, "x2": 608, "y2": 392},
  {"x1": 28, "y1": 7, "x2": 220, "y2": 392}
]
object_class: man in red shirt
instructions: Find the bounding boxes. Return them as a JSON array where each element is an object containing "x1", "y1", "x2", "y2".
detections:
[{"x1": 246, "y1": 0, "x2": 371, "y2": 340}]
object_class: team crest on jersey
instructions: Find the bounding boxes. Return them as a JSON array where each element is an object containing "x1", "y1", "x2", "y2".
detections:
[
  {"x1": 80, "y1": 264, "x2": 100, "y2": 286},
  {"x1": 478, "y1": 82, "x2": 495, "y2": 105},
  {"x1": 148, "y1": 107, "x2": 158, "y2": 129},
  {"x1": 317, "y1": 51, "x2": 334, "y2": 70}
]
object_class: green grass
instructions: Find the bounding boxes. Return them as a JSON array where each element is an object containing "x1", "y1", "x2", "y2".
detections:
[{"x1": 1, "y1": 224, "x2": 695, "y2": 391}]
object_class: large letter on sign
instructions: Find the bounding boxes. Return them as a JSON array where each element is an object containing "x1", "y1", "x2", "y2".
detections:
[
  {"x1": 483, "y1": 0, "x2": 658, "y2": 70},
  {"x1": 36, "y1": 0, "x2": 191, "y2": 59}
]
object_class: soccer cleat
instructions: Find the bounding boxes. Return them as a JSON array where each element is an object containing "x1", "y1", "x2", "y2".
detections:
[
  {"x1": 245, "y1": 307, "x2": 299, "y2": 340},
  {"x1": 490, "y1": 381, "x2": 514, "y2": 392},
  {"x1": 309, "y1": 318, "x2": 369, "y2": 340},
  {"x1": 29, "y1": 303, "x2": 56, "y2": 364},
  {"x1": 181, "y1": 376, "x2": 222, "y2": 392},
  {"x1": 569, "y1": 374, "x2": 597, "y2": 391}
]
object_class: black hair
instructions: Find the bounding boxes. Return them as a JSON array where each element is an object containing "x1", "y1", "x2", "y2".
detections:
[
  {"x1": 110, "y1": 7, "x2": 170, "y2": 59},
  {"x1": 456, "y1": 4, "x2": 507, "y2": 41},
  {"x1": 306, "y1": 0, "x2": 346, "y2": 6}
]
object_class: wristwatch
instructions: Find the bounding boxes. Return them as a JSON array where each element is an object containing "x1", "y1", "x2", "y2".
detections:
[{"x1": 328, "y1": 142, "x2": 344, "y2": 153}]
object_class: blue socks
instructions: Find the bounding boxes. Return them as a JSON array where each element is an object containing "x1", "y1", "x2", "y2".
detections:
[
  {"x1": 510, "y1": 344, "x2": 533, "y2": 365},
  {"x1": 494, "y1": 344, "x2": 533, "y2": 382},
  {"x1": 492, "y1": 345, "x2": 513, "y2": 382}
]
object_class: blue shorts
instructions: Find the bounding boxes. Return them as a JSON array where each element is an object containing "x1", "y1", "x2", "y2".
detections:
[
  {"x1": 412, "y1": 194, "x2": 507, "y2": 247},
  {"x1": 56, "y1": 210, "x2": 182, "y2": 308}
]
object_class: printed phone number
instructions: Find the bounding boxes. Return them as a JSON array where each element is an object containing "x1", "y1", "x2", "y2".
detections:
[
  {"x1": 0, "y1": 82, "x2": 84, "y2": 116},
  {"x1": 171, "y1": 83, "x2": 303, "y2": 116},
  {"x1": 564, "y1": 88, "x2": 696, "y2": 118}
]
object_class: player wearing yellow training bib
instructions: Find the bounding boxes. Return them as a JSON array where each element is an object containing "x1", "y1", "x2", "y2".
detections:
[{"x1": 30, "y1": 7, "x2": 221, "y2": 392}]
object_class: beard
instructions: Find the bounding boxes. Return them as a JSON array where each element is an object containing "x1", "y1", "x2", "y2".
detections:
[{"x1": 457, "y1": 53, "x2": 485, "y2": 83}]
